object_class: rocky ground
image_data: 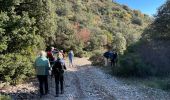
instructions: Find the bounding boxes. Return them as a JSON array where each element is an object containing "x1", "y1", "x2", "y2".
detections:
[{"x1": 0, "y1": 58, "x2": 170, "y2": 100}]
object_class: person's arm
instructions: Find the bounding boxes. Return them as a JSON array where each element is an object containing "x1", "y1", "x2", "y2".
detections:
[
  {"x1": 48, "y1": 60, "x2": 51, "y2": 70},
  {"x1": 72, "y1": 51, "x2": 74, "y2": 57},
  {"x1": 52, "y1": 62, "x2": 55, "y2": 76}
]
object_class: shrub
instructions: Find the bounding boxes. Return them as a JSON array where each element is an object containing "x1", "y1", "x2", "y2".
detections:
[
  {"x1": 89, "y1": 51, "x2": 104, "y2": 66},
  {"x1": 131, "y1": 17, "x2": 143, "y2": 25},
  {"x1": 0, "y1": 95, "x2": 11, "y2": 100},
  {"x1": 0, "y1": 53, "x2": 35, "y2": 85},
  {"x1": 144, "y1": 78, "x2": 170, "y2": 91},
  {"x1": 113, "y1": 53, "x2": 153, "y2": 77},
  {"x1": 76, "y1": 51, "x2": 89, "y2": 58}
]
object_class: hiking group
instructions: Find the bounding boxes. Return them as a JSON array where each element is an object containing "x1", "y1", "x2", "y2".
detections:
[
  {"x1": 34, "y1": 47, "x2": 74, "y2": 98},
  {"x1": 34, "y1": 46, "x2": 117, "y2": 98}
]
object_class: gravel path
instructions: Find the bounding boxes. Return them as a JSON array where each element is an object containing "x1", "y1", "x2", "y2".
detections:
[{"x1": 1, "y1": 58, "x2": 170, "y2": 100}]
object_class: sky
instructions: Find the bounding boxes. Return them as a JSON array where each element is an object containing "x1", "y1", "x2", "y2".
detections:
[{"x1": 113, "y1": 0, "x2": 167, "y2": 16}]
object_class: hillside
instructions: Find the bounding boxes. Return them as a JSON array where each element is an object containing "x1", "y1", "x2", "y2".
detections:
[
  {"x1": 52, "y1": 0, "x2": 151, "y2": 53},
  {"x1": 0, "y1": 0, "x2": 151, "y2": 84}
]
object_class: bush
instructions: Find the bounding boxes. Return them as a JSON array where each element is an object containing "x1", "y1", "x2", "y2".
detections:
[
  {"x1": 0, "y1": 95, "x2": 11, "y2": 100},
  {"x1": 143, "y1": 78, "x2": 170, "y2": 91},
  {"x1": 76, "y1": 51, "x2": 89, "y2": 58},
  {"x1": 131, "y1": 17, "x2": 143, "y2": 25},
  {"x1": 0, "y1": 53, "x2": 35, "y2": 85},
  {"x1": 89, "y1": 51, "x2": 104, "y2": 66},
  {"x1": 113, "y1": 53, "x2": 153, "y2": 77}
]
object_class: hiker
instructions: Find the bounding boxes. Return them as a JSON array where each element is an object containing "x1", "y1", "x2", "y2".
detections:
[
  {"x1": 60, "y1": 50, "x2": 65, "y2": 59},
  {"x1": 60, "y1": 50, "x2": 66, "y2": 66},
  {"x1": 34, "y1": 51, "x2": 50, "y2": 97},
  {"x1": 51, "y1": 47, "x2": 58, "y2": 55},
  {"x1": 52, "y1": 57, "x2": 66, "y2": 97},
  {"x1": 68, "y1": 50, "x2": 74, "y2": 67},
  {"x1": 46, "y1": 47, "x2": 55, "y2": 66},
  {"x1": 103, "y1": 50, "x2": 112, "y2": 66},
  {"x1": 110, "y1": 50, "x2": 118, "y2": 67},
  {"x1": 58, "y1": 50, "x2": 64, "y2": 59}
]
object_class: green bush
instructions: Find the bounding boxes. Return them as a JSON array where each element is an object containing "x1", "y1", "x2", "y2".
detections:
[
  {"x1": 143, "y1": 78, "x2": 170, "y2": 91},
  {"x1": 114, "y1": 53, "x2": 152, "y2": 77},
  {"x1": 89, "y1": 51, "x2": 104, "y2": 66},
  {"x1": 0, "y1": 53, "x2": 35, "y2": 85},
  {"x1": 0, "y1": 95, "x2": 11, "y2": 100},
  {"x1": 131, "y1": 17, "x2": 143, "y2": 25},
  {"x1": 76, "y1": 51, "x2": 89, "y2": 58}
]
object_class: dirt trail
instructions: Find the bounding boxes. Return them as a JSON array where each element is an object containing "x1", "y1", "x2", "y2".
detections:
[{"x1": 1, "y1": 58, "x2": 170, "y2": 100}]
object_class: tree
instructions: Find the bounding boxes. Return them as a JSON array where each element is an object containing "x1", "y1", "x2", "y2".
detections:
[
  {"x1": 0, "y1": 12, "x2": 9, "y2": 52},
  {"x1": 131, "y1": 16, "x2": 143, "y2": 25},
  {"x1": 152, "y1": 0, "x2": 170, "y2": 39},
  {"x1": 0, "y1": 0, "x2": 42, "y2": 84},
  {"x1": 112, "y1": 33, "x2": 127, "y2": 54}
]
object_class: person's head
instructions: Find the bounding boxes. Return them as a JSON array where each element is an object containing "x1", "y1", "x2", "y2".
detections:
[
  {"x1": 39, "y1": 51, "x2": 47, "y2": 57},
  {"x1": 51, "y1": 47, "x2": 54, "y2": 51},
  {"x1": 60, "y1": 50, "x2": 63, "y2": 53},
  {"x1": 56, "y1": 52, "x2": 62, "y2": 59}
]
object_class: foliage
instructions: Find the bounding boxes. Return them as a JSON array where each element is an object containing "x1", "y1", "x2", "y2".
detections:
[
  {"x1": 89, "y1": 51, "x2": 104, "y2": 66},
  {"x1": 131, "y1": 16, "x2": 143, "y2": 25},
  {"x1": 116, "y1": 0, "x2": 170, "y2": 78},
  {"x1": 112, "y1": 33, "x2": 127, "y2": 54},
  {"x1": 143, "y1": 78, "x2": 170, "y2": 91},
  {"x1": 0, "y1": 0, "x2": 151, "y2": 84},
  {"x1": 0, "y1": 95, "x2": 11, "y2": 100},
  {"x1": 114, "y1": 52, "x2": 153, "y2": 77},
  {"x1": 150, "y1": 0, "x2": 170, "y2": 39},
  {"x1": 0, "y1": 0, "x2": 41, "y2": 84},
  {"x1": 0, "y1": 53, "x2": 35, "y2": 84},
  {"x1": 30, "y1": 0, "x2": 57, "y2": 45}
]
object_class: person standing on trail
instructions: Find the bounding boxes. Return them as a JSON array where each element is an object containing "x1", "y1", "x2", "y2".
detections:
[
  {"x1": 52, "y1": 57, "x2": 66, "y2": 97},
  {"x1": 110, "y1": 50, "x2": 118, "y2": 67},
  {"x1": 59, "y1": 50, "x2": 66, "y2": 66},
  {"x1": 34, "y1": 51, "x2": 50, "y2": 97},
  {"x1": 46, "y1": 47, "x2": 55, "y2": 66},
  {"x1": 68, "y1": 50, "x2": 74, "y2": 67},
  {"x1": 103, "y1": 49, "x2": 112, "y2": 66},
  {"x1": 60, "y1": 50, "x2": 65, "y2": 59}
]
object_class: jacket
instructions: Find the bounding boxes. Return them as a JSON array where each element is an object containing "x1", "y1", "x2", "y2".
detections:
[
  {"x1": 34, "y1": 56, "x2": 50, "y2": 75},
  {"x1": 52, "y1": 59, "x2": 66, "y2": 76}
]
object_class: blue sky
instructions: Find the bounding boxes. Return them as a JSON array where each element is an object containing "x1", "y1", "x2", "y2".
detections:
[{"x1": 113, "y1": 0, "x2": 167, "y2": 16}]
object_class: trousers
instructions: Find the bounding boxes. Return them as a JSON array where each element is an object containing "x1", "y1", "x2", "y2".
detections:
[
  {"x1": 54, "y1": 74, "x2": 64, "y2": 95},
  {"x1": 37, "y1": 75, "x2": 48, "y2": 95}
]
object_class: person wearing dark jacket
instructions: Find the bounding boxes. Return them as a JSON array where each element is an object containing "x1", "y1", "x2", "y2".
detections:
[
  {"x1": 52, "y1": 58, "x2": 66, "y2": 97},
  {"x1": 110, "y1": 51, "x2": 118, "y2": 67}
]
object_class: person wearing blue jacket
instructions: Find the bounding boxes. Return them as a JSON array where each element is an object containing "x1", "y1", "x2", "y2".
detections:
[
  {"x1": 34, "y1": 51, "x2": 50, "y2": 97},
  {"x1": 68, "y1": 50, "x2": 74, "y2": 67}
]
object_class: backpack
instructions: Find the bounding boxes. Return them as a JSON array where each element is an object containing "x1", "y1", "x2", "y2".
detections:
[
  {"x1": 103, "y1": 52, "x2": 110, "y2": 59},
  {"x1": 52, "y1": 59, "x2": 66, "y2": 75},
  {"x1": 47, "y1": 51, "x2": 55, "y2": 62}
]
